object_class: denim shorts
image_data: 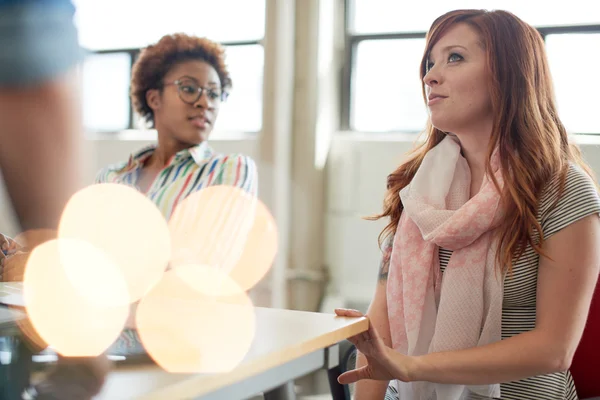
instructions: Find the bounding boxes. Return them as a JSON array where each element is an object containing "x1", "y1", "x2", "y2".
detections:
[{"x1": 0, "y1": 0, "x2": 86, "y2": 86}]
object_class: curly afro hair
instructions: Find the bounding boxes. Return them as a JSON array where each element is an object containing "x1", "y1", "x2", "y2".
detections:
[{"x1": 130, "y1": 33, "x2": 232, "y2": 127}]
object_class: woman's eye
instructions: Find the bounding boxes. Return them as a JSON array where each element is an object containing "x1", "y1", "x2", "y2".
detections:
[
  {"x1": 182, "y1": 85, "x2": 196, "y2": 94},
  {"x1": 448, "y1": 53, "x2": 463, "y2": 62},
  {"x1": 207, "y1": 90, "x2": 220, "y2": 100}
]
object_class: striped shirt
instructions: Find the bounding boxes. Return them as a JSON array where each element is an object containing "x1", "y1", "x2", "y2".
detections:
[
  {"x1": 95, "y1": 141, "x2": 258, "y2": 219},
  {"x1": 388, "y1": 163, "x2": 600, "y2": 400},
  {"x1": 96, "y1": 141, "x2": 258, "y2": 354}
]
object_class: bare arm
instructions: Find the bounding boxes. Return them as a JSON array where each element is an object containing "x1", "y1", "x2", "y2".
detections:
[
  {"x1": 354, "y1": 234, "x2": 395, "y2": 400},
  {"x1": 407, "y1": 214, "x2": 600, "y2": 384},
  {"x1": 0, "y1": 70, "x2": 85, "y2": 237}
]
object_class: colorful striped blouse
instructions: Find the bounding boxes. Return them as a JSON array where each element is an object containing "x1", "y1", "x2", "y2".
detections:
[
  {"x1": 96, "y1": 141, "x2": 258, "y2": 355},
  {"x1": 95, "y1": 141, "x2": 258, "y2": 219}
]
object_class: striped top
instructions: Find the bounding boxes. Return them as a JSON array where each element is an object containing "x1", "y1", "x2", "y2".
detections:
[
  {"x1": 96, "y1": 141, "x2": 258, "y2": 354},
  {"x1": 389, "y1": 163, "x2": 600, "y2": 400},
  {"x1": 95, "y1": 141, "x2": 258, "y2": 219}
]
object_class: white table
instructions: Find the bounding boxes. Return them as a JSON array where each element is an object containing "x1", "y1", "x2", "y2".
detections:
[{"x1": 95, "y1": 307, "x2": 367, "y2": 400}]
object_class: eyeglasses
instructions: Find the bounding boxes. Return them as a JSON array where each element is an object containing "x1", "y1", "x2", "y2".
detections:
[{"x1": 163, "y1": 79, "x2": 229, "y2": 104}]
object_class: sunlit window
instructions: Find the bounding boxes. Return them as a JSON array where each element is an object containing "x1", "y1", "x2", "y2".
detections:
[
  {"x1": 82, "y1": 53, "x2": 131, "y2": 132},
  {"x1": 546, "y1": 33, "x2": 600, "y2": 134},
  {"x1": 352, "y1": 39, "x2": 427, "y2": 132},
  {"x1": 73, "y1": 0, "x2": 266, "y2": 134},
  {"x1": 347, "y1": 0, "x2": 600, "y2": 133},
  {"x1": 351, "y1": 0, "x2": 600, "y2": 34}
]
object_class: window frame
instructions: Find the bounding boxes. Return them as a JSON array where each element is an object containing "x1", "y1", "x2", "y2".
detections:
[
  {"x1": 86, "y1": 39, "x2": 264, "y2": 133},
  {"x1": 341, "y1": 0, "x2": 600, "y2": 133}
]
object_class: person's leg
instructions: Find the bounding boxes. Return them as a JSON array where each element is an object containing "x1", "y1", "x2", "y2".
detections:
[
  {"x1": 0, "y1": 2, "x2": 110, "y2": 399},
  {"x1": 0, "y1": 0, "x2": 86, "y2": 234}
]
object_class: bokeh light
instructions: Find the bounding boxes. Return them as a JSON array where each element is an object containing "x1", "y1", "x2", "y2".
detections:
[
  {"x1": 226, "y1": 198, "x2": 277, "y2": 292},
  {"x1": 23, "y1": 239, "x2": 129, "y2": 356},
  {"x1": 168, "y1": 186, "x2": 277, "y2": 291},
  {"x1": 136, "y1": 265, "x2": 255, "y2": 373},
  {"x1": 58, "y1": 183, "x2": 171, "y2": 303}
]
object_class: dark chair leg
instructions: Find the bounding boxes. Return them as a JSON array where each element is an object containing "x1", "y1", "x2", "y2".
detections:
[
  {"x1": 1, "y1": 338, "x2": 33, "y2": 400},
  {"x1": 263, "y1": 381, "x2": 296, "y2": 400},
  {"x1": 327, "y1": 363, "x2": 346, "y2": 400},
  {"x1": 326, "y1": 340, "x2": 356, "y2": 400}
]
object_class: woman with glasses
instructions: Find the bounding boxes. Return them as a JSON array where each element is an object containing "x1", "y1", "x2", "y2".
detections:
[
  {"x1": 95, "y1": 33, "x2": 258, "y2": 355},
  {"x1": 96, "y1": 33, "x2": 257, "y2": 217}
]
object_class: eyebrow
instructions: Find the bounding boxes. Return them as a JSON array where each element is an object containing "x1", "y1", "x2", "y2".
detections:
[
  {"x1": 178, "y1": 76, "x2": 220, "y2": 87},
  {"x1": 428, "y1": 44, "x2": 469, "y2": 60},
  {"x1": 178, "y1": 75, "x2": 197, "y2": 82},
  {"x1": 441, "y1": 44, "x2": 468, "y2": 52}
]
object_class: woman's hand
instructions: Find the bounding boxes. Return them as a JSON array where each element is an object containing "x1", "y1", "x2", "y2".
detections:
[
  {"x1": 1, "y1": 250, "x2": 29, "y2": 281},
  {"x1": 0, "y1": 233, "x2": 21, "y2": 256},
  {"x1": 335, "y1": 308, "x2": 416, "y2": 384},
  {"x1": 0, "y1": 233, "x2": 27, "y2": 281}
]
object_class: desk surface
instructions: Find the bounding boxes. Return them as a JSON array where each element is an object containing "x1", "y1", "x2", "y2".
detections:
[
  {"x1": 0, "y1": 283, "x2": 25, "y2": 308},
  {"x1": 96, "y1": 307, "x2": 367, "y2": 400}
]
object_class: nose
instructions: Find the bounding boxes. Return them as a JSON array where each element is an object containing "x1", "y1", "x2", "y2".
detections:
[
  {"x1": 423, "y1": 65, "x2": 441, "y2": 88},
  {"x1": 193, "y1": 90, "x2": 211, "y2": 109}
]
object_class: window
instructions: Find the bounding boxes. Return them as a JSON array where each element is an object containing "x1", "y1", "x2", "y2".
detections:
[
  {"x1": 345, "y1": 0, "x2": 600, "y2": 133},
  {"x1": 352, "y1": 39, "x2": 427, "y2": 132},
  {"x1": 82, "y1": 53, "x2": 131, "y2": 132},
  {"x1": 212, "y1": 45, "x2": 264, "y2": 133},
  {"x1": 73, "y1": 0, "x2": 266, "y2": 134},
  {"x1": 546, "y1": 33, "x2": 600, "y2": 134}
]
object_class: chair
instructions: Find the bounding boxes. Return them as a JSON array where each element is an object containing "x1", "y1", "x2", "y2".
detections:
[
  {"x1": 338, "y1": 340, "x2": 357, "y2": 400},
  {"x1": 571, "y1": 280, "x2": 600, "y2": 400}
]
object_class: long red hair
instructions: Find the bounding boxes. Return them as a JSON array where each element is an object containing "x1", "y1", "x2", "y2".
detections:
[{"x1": 371, "y1": 9, "x2": 595, "y2": 273}]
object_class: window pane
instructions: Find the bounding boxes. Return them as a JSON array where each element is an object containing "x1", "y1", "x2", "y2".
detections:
[
  {"x1": 212, "y1": 45, "x2": 264, "y2": 134},
  {"x1": 546, "y1": 33, "x2": 600, "y2": 134},
  {"x1": 82, "y1": 53, "x2": 131, "y2": 132},
  {"x1": 73, "y1": 0, "x2": 265, "y2": 50},
  {"x1": 351, "y1": 0, "x2": 600, "y2": 34},
  {"x1": 352, "y1": 39, "x2": 427, "y2": 132}
]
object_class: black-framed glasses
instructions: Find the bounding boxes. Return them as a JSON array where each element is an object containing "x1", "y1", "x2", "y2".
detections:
[{"x1": 163, "y1": 78, "x2": 229, "y2": 104}]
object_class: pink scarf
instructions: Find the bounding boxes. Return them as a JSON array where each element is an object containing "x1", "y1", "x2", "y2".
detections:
[{"x1": 387, "y1": 135, "x2": 505, "y2": 399}]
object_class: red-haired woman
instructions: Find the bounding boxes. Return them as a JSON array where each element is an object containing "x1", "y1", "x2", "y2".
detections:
[{"x1": 336, "y1": 9, "x2": 600, "y2": 400}]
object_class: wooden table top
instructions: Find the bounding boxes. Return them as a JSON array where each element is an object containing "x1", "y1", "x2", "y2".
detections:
[{"x1": 95, "y1": 306, "x2": 367, "y2": 400}]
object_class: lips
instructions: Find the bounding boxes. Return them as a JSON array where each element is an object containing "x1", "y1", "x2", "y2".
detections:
[
  {"x1": 189, "y1": 116, "x2": 210, "y2": 129},
  {"x1": 427, "y1": 94, "x2": 447, "y2": 106}
]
